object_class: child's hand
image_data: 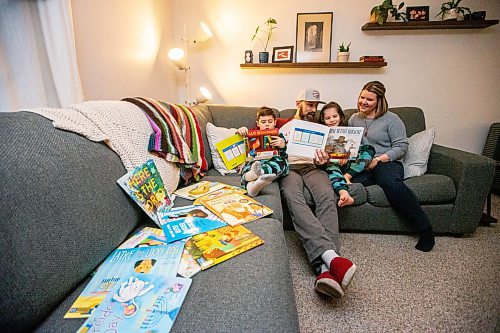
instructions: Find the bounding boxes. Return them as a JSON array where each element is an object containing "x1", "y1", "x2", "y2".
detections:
[
  {"x1": 270, "y1": 136, "x2": 285, "y2": 148},
  {"x1": 236, "y1": 127, "x2": 248, "y2": 137}
]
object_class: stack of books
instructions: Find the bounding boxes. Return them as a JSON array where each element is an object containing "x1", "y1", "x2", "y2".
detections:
[{"x1": 359, "y1": 55, "x2": 385, "y2": 62}]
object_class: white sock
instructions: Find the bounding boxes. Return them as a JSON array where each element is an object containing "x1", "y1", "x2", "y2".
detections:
[
  {"x1": 321, "y1": 250, "x2": 339, "y2": 269},
  {"x1": 320, "y1": 263, "x2": 329, "y2": 274},
  {"x1": 244, "y1": 161, "x2": 263, "y2": 182},
  {"x1": 247, "y1": 173, "x2": 277, "y2": 197}
]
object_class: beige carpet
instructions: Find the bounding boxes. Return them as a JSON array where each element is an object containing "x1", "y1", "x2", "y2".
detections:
[{"x1": 286, "y1": 194, "x2": 500, "y2": 333}]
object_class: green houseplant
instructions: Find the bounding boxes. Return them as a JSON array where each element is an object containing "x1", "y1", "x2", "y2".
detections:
[
  {"x1": 337, "y1": 42, "x2": 351, "y2": 62},
  {"x1": 436, "y1": 0, "x2": 471, "y2": 21},
  {"x1": 251, "y1": 17, "x2": 277, "y2": 63},
  {"x1": 370, "y1": 0, "x2": 407, "y2": 25}
]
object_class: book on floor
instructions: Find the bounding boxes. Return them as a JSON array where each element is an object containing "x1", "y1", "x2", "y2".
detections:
[
  {"x1": 246, "y1": 128, "x2": 280, "y2": 161},
  {"x1": 117, "y1": 159, "x2": 173, "y2": 227},
  {"x1": 64, "y1": 242, "x2": 184, "y2": 319},
  {"x1": 197, "y1": 191, "x2": 273, "y2": 226},
  {"x1": 184, "y1": 224, "x2": 264, "y2": 270},
  {"x1": 77, "y1": 275, "x2": 191, "y2": 333},
  {"x1": 157, "y1": 205, "x2": 227, "y2": 243}
]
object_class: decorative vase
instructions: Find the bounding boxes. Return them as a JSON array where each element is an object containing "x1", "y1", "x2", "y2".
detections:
[
  {"x1": 258, "y1": 52, "x2": 269, "y2": 63},
  {"x1": 337, "y1": 51, "x2": 350, "y2": 63},
  {"x1": 443, "y1": 8, "x2": 459, "y2": 21}
]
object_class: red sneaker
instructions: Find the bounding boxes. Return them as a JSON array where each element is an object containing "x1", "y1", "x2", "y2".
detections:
[
  {"x1": 330, "y1": 257, "x2": 357, "y2": 290},
  {"x1": 314, "y1": 271, "x2": 344, "y2": 299}
]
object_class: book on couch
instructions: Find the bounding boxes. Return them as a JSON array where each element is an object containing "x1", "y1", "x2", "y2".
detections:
[
  {"x1": 65, "y1": 242, "x2": 184, "y2": 319},
  {"x1": 173, "y1": 180, "x2": 235, "y2": 200},
  {"x1": 117, "y1": 159, "x2": 174, "y2": 226}
]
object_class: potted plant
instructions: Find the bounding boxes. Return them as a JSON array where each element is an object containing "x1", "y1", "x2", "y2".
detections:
[
  {"x1": 436, "y1": 0, "x2": 471, "y2": 21},
  {"x1": 337, "y1": 42, "x2": 351, "y2": 62},
  {"x1": 251, "y1": 18, "x2": 277, "y2": 63},
  {"x1": 370, "y1": 0, "x2": 407, "y2": 25}
]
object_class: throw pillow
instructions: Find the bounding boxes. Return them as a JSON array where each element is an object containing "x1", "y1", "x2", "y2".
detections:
[
  {"x1": 206, "y1": 122, "x2": 238, "y2": 175},
  {"x1": 403, "y1": 127, "x2": 435, "y2": 179}
]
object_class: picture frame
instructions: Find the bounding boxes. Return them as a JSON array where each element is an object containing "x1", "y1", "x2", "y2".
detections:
[
  {"x1": 272, "y1": 46, "x2": 294, "y2": 63},
  {"x1": 406, "y1": 6, "x2": 430, "y2": 21},
  {"x1": 295, "y1": 12, "x2": 333, "y2": 63}
]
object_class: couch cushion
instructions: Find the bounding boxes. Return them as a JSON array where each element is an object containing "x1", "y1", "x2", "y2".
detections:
[
  {"x1": 207, "y1": 105, "x2": 279, "y2": 130},
  {"x1": 205, "y1": 122, "x2": 239, "y2": 175},
  {"x1": 365, "y1": 174, "x2": 456, "y2": 207},
  {"x1": 403, "y1": 127, "x2": 435, "y2": 179},
  {"x1": 189, "y1": 104, "x2": 214, "y2": 169}
]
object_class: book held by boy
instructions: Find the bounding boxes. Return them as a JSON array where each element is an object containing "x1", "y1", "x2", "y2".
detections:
[
  {"x1": 77, "y1": 274, "x2": 191, "y2": 333},
  {"x1": 184, "y1": 224, "x2": 264, "y2": 270},
  {"x1": 246, "y1": 128, "x2": 280, "y2": 161},
  {"x1": 158, "y1": 205, "x2": 227, "y2": 243},
  {"x1": 215, "y1": 134, "x2": 247, "y2": 170}
]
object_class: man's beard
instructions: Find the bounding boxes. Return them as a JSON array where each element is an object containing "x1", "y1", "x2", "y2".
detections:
[{"x1": 299, "y1": 107, "x2": 316, "y2": 122}]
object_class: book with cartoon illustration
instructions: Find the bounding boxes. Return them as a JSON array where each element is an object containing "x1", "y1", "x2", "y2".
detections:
[
  {"x1": 77, "y1": 274, "x2": 191, "y2": 333},
  {"x1": 65, "y1": 242, "x2": 184, "y2": 319},
  {"x1": 192, "y1": 185, "x2": 247, "y2": 206},
  {"x1": 173, "y1": 181, "x2": 233, "y2": 200},
  {"x1": 158, "y1": 205, "x2": 227, "y2": 243},
  {"x1": 118, "y1": 227, "x2": 167, "y2": 249},
  {"x1": 117, "y1": 159, "x2": 173, "y2": 227},
  {"x1": 215, "y1": 134, "x2": 247, "y2": 170},
  {"x1": 198, "y1": 191, "x2": 273, "y2": 226},
  {"x1": 325, "y1": 126, "x2": 365, "y2": 162},
  {"x1": 184, "y1": 224, "x2": 264, "y2": 270},
  {"x1": 246, "y1": 128, "x2": 280, "y2": 161},
  {"x1": 177, "y1": 242, "x2": 202, "y2": 278}
]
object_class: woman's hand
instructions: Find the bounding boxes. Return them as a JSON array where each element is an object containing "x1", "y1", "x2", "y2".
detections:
[
  {"x1": 270, "y1": 136, "x2": 285, "y2": 148},
  {"x1": 236, "y1": 127, "x2": 248, "y2": 137},
  {"x1": 313, "y1": 149, "x2": 329, "y2": 166}
]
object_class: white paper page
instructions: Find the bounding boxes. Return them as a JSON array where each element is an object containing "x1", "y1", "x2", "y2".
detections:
[{"x1": 285, "y1": 119, "x2": 330, "y2": 158}]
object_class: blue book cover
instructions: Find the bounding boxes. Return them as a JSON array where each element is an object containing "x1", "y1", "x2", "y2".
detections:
[
  {"x1": 77, "y1": 275, "x2": 191, "y2": 333},
  {"x1": 158, "y1": 205, "x2": 227, "y2": 243},
  {"x1": 65, "y1": 242, "x2": 184, "y2": 319}
]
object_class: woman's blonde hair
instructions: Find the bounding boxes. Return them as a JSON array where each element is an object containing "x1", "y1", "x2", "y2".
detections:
[{"x1": 359, "y1": 81, "x2": 388, "y2": 119}]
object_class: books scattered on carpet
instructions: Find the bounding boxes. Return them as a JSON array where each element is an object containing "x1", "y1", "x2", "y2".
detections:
[
  {"x1": 215, "y1": 133, "x2": 247, "y2": 170},
  {"x1": 325, "y1": 126, "x2": 365, "y2": 162},
  {"x1": 77, "y1": 275, "x2": 191, "y2": 333},
  {"x1": 196, "y1": 190, "x2": 273, "y2": 226},
  {"x1": 158, "y1": 205, "x2": 227, "y2": 243},
  {"x1": 173, "y1": 180, "x2": 237, "y2": 200},
  {"x1": 359, "y1": 55, "x2": 385, "y2": 62},
  {"x1": 65, "y1": 242, "x2": 184, "y2": 319},
  {"x1": 184, "y1": 224, "x2": 264, "y2": 270},
  {"x1": 117, "y1": 159, "x2": 174, "y2": 226},
  {"x1": 246, "y1": 128, "x2": 280, "y2": 161}
]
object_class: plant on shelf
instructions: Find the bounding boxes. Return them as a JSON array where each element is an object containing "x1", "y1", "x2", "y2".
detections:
[
  {"x1": 337, "y1": 42, "x2": 351, "y2": 62},
  {"x1": 436, "y1": 0, "x2": 471, "y2": 21},
  {"x1": 251, "y1": 17, "x2": 277, "y2": 63},
  {"x1": 370, "y1": 0, "x2": 407, "y2": 25},
  {"x1": 338, "y1": 42, "x2": 351, "y2": 52}
]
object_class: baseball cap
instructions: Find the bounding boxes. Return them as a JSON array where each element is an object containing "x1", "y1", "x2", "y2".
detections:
[{"x1": 296, "y1": 88, "x2": 325, "y2": 104}]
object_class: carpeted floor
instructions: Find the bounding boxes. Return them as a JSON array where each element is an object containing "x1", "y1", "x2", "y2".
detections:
[{"x1": 286, "y1": 194, "x2": 500, "y2": 333}]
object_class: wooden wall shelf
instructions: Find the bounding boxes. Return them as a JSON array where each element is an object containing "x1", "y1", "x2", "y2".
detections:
[
  {"x1": 361, "y1": 19, "x2": 499, "y2": 31},
  {"x1": 240, "y1": 62, "x2": 387, "y2": 69}
]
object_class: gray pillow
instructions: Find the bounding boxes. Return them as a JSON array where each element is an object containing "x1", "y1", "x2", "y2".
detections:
[{"x1": 403, "y1": 127, "x2": 435, "y2": 179}]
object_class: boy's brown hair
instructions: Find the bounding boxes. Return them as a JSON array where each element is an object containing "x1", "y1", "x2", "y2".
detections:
[{"x1": 256, "y1": 106, "x2": 276, "y2": 120}]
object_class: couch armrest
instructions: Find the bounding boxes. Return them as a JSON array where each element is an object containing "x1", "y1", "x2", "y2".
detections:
[{"x1": 427, "y1": 144, "x2": 496, "y2": 233}]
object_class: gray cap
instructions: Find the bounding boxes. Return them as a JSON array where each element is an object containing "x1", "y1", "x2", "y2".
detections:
[{"x1": 296, "y1": 88, "x2": 325, "y2": 104}]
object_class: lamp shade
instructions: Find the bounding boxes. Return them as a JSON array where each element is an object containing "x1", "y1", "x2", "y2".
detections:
[
  {"x1": 168, "y1": 48, "x2": 188, "y2": 70},
  {"x1": 194, "y1": 86, "x2": 212, "y2": 104}
]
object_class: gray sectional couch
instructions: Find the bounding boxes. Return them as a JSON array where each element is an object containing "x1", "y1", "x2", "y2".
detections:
[{"x1": 0, "y1": 103, "x2": 494, "y2": 332}]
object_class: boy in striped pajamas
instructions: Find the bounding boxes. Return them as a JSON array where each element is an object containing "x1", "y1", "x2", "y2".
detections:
[{"x1": 237, "y1": 107, "x2": 289, "y2": 197}]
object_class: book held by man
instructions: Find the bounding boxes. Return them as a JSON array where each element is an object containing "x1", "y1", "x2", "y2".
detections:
[{"x1": 324, "y1": 126, "x2": 365, "y2": 162}]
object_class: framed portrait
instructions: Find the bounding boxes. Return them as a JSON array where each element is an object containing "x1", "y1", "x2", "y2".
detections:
[
  {"x1": 272, "y1": 46, "x2": 294, "y2": 63},
  {"x1": 406, "y1": 6, "x2": 430, "y2": 21},
  {"x1": 295, "y1": 12, "x2": 333, "y2": 63}
]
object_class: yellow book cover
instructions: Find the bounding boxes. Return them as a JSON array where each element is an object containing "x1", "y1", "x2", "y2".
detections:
[
  {"x1": 193, "y1": 185, "x2": 247, "y2": 206},
  {"x1": 215, "y1": 134, "x2": 247, "y2": 170},
  {"x1": 185, "y1": 225, "x2": 264, "y2": 270},
  {"x1": 199, "y1": 191, "x2": 273, "y2": 226}
]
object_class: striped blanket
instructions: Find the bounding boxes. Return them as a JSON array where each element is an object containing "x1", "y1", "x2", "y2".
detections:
[{"x1": 123, "y1": 97, "x2": 207, "y2": 184}]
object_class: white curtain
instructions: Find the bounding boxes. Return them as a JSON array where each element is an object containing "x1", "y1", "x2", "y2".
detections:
[{"x1": 0, "y1": 0, "x2": 83, "y2": 112}]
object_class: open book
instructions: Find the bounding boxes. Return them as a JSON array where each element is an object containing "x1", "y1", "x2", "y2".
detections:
[{"x1": 246, "y1": 128, "x2": 280, "y2": 161}]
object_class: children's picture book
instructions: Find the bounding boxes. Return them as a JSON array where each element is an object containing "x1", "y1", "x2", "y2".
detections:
[
  {"x1": 199, "y1": 191, "x2": 273, "y2": 226},
  {"x1": 215, "y1": 134, "x2": 247, "y2": 170},
  {"x1": 158, "y1": 205, "x2": 227, "y2": 243},
  {"x1": 283, "y1": 119, "x2": 330, "y2": 158},
  {"x1": 184, "y1": 224, "x2": 264, "y2": 270},
  {"x1": 118, "y1": 227, "x2": 167, "y2": 249},
  {"x1": 324, "y1": 126, "x2": 365, "y2": 162},
  {"x1": 192, "y1": 185, "x2": 247, "y2": 206},
  {"x1": 246, "y1": 128, "x2": 279, "y2": 161},
  {"x1": 77, "y1": 275, "x2": 191, "y2": 333},
  {"x1": 65, "y1": 243, "x2": 184, "y2": 319},
  {"x1": 173, "y1": 181, "x2": 232, "y2": 200},
  {"x1": 177, "y1": 242, "x2": 202, "y2": 278},
  {"x1": 117, "y1": 160, "x2": 173, "y2": 226}
]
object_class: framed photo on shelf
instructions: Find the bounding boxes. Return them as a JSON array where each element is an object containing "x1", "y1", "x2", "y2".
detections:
[
  {"x1": 406, "y1": 6, "x2": 430, "y2": 21},
  {"x1": 272, "y1": 46, "x2": 294, "y2": 63},
  {"x1": 295, "y1": 12, "x2": 333, "y2": 63}
]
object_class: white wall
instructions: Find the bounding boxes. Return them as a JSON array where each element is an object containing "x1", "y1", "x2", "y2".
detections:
[
  {"x1": 170, "y1": 0, "x2": 500, "y2": 154},
  {"x1": 71, "y1": 0, "x2": 176, "y2": 101}
]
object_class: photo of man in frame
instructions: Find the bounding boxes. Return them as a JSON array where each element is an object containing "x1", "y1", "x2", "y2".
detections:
[{"x1": 304, "y1": 22, "x2": 323, "y2": 51}]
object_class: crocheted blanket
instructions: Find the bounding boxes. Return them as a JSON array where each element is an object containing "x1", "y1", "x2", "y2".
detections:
[
  {"x1": 24, "y1": 101, "x2": 180, "y2": 194},
  {"x1": 122, "y1": 97, "x2": 207, "y2": 184}
]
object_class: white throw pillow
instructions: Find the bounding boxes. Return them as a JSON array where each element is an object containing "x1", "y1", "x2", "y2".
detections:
[
  {"x1": 206, "y1": 122, "x2": 238, "y2": 175},
  {"x1": 403, "y1": 127, "x2": 435, "y2": 179}
]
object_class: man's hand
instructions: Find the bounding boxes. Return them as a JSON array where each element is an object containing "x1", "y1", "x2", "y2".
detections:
[
  {"x1": 270, "y1": 136, "x2": 285, "y2": 148},
  {"x1": 236, "y1": 127, "x2": 248, "y2": 137},
  {"x1": 313, "y1": 149, "x2": 329, "y2": 166}
]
